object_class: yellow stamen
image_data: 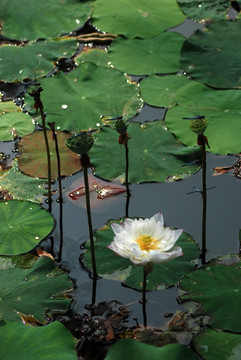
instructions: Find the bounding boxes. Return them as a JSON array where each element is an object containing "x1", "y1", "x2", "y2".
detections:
[{"x1": 136, "y1": 235, "x2": 158, "y2": 251}]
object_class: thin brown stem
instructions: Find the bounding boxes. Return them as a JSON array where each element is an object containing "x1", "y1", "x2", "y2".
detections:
[
  {"x1": 28, "y1": 87, "x2": 52, "y2": 211},
  {"x1": 82, "y1": 155, "x2": 98, "y2": 278},
  {"x1": 49, "y1": 123, "x2": 63, "y2": 262},
  {"x1": 39, "y1": 108, "x2": 52, "y2": 213}
]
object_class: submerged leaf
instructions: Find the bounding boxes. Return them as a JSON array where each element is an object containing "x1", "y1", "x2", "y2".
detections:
[
  {"x1": 66, "y1": 174, "x2": 126, "y2": 209},
  {"x1": 67, "y1": 301, "x2": 129, "y2": 342},
  {"x1": 18, "y1": 130, "x2": 81, "y2": 179}
]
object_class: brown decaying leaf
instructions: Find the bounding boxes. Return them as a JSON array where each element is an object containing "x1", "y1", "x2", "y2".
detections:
[
  {"x1": 0, "y1": 153, "x2": 12, "y2": 172},
  {"x1": 213, "y1": 166, "x2": 233, "y2": 176},
  {"x1": 36, "y1": 248, "x2": 55, "y2": 261},
  {"x1": 77, "y1": 33, "x2": 116, "y2": 45},
  {"x1": 18, "y1": 130, "x2": 81, "y2": 179},
  {"x1": 0, "y1": 188, "x2": 13, "y2": 201},
  {"x1": 213, "y1": 155, "x2": 241, "y2": 179},
  {"x1": 66, "y1": 174, "x2": 126, "y2": 210},
  {"x1": 17, "y1": 312, "x2": 45, "y2": 327},
  {"x1": 63, "y1": 301, "x2": 130, "y2": 342}
]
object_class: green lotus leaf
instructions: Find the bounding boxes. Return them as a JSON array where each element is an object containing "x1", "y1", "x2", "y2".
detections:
[
  {"x1": 0, "y1": 200, "x2": 55, "y2": 255},
  {"x1": 105, "y1": 338, "x2": 199, "y2": 360},
  {"x1": 0, "y1": 0, "x2": 93, "y2": 41},
  {"x1": 92, "y1": 0, "x2": 186, "y2": 39},
  {"x1": 24, "y1": 62, "x2": 142, "y2": 131},
  {"x1": 0, "y1": 38, "x2": 78, "y2": 82},
  {"x1": 140, "y1": 74, "x2": 241, "y2": 155},
  {"x1": 108, "y1": 32, "x2": 184, "y2": 76},
  {"x1": 0, "y1": 101, "x2": 34, "y2": 140},
  {"x1": 181, "y1": 20, "x2": 241, "y2": 88},
  {"x1": 0, "y1": 254, "x2": 72, "y2": 322},
  {"x1": 177, "y1": 0, "x2": 230, "y2": 21},
  {"x1": 18, "y1": 130, "x2": 81, "y2": 179},
  {"x1": 83, "y1": 219, "x2": 200, "y2": 291},
  {"x1": 0, "y1": 321, "x2": 77, "y2": 360},
  {"x1": 193, "y1": 329, "x2": 241, "y2": 360},
  {"x1": 89, "y1": 121, "x2": 201, "y2": 184},
  {"x1": 75, "y1": 47, "x2": 109, "y2": 67},
  {"x1": 0, "y1": 159, "x2": 46, "y2": 202},
  {"x1": 179, "y1": 256, "x2": 241, "y2": 332}
]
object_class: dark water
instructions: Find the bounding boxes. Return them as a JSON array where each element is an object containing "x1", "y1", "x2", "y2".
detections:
[{"x1": 41, "y1": 138, "x2": 240, "y2": 329}]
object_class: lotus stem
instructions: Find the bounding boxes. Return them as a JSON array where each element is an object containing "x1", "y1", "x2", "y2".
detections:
[
  {"x1": 29, "y1": 87, "x2": 52, "y2": 212},
  {"x1": 124, "y1": 138, "x2": 131, "y2": 218},
  {"x1": 39, "y1": 109, "x2": 52, "y2": 213},
  {"x1": 199, "y1": 135, "x2": 207, "y2": 265},
  {"x1": 91, "y1": 274, "x2": 97, "y2": 306},
  {"x1": 115, "y1": 117, "x2": 131, "y2": 217},
  {"x1": 49, "y1": 122, "x2": 63, "y2": 262},
  {"x1": 82, "y1": 154, "x2": 98, "y2": 278},
  {"x1": 142, "y1": 265, "x2": 148, "y2": 328}
]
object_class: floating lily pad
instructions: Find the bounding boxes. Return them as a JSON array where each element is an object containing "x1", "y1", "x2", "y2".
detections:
[
  {"x1": 18, "y1": 130, "x2": 81, "y2": 179},
  {"x1": 0, "y1": 200, "x2": 54, "y2": 255},
  {"x1": 179, "y1": 255, "x2": 241, "y2": 332},
  {"x1": 105, "y1": 338, "x2": 199, "y2": 360},
  {"x1": 0, "y1": 101, "x2": 34, "y2": 140},
  {"x1": 92, "y1": 0, "x2": 186, "y2": 39},
  {"x1": 90, "y1": 121, "x2": 201, "y2": 184},
  {"x1": 177, "y1": 0, "x2": 230, "y2": 21},
  {"x1": 0, "y1": 254, "x2": 72, "y2": 322},
  {"x1": 0, "y1": 0, "x2": 93, "y2": 41},
  {"x1": 108, "y1": 32, "x2": 184, "y2": 75},
  {"x1": 0, "y1": 38, "x2": 78, "y2": 82},
  {"x1": 140, "y1": 74, "x2": 241, "y2": 155},
  {"x1": 24, "y1": 62, "x2": 142, "y2": 131},
  {"x1": 83, "y1": 219, "x2": 200, "y2": 290},
  {"x1": 181, "y1": 20, "x2": 241, "y2": 88},
  {"x1": 0, "y1": 159, "x2": 46, "y2": 202},
  {"x1": 0, "y1": 321, "x2": 77, "y2": 360},
  {"x1": 193, "y1": 328, "x2": 241, "y2": 360},
  {"x1": 75, "y1": 47, "x2": 109, "y2": 67}
]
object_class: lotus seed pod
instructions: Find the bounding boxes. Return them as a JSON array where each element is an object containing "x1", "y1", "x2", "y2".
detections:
[
  {"x1": 65, "y1": 131, "x2": 94, "y2": 155},
  {"x1": 115, "y1": 117, "x2": 128, "y2": 135},
  {"x1": 189, "y1": 117, "x2": 208, "y2": 135}
]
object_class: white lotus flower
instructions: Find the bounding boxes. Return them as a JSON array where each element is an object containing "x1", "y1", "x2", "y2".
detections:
[{"x1": 108, "y1": 213, "x2": 183, "y2": 265}]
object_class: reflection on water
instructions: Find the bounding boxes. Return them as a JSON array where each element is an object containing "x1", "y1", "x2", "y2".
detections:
[{"x1": 40, "y1": 152, "x2": 241, "y2": 328}]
